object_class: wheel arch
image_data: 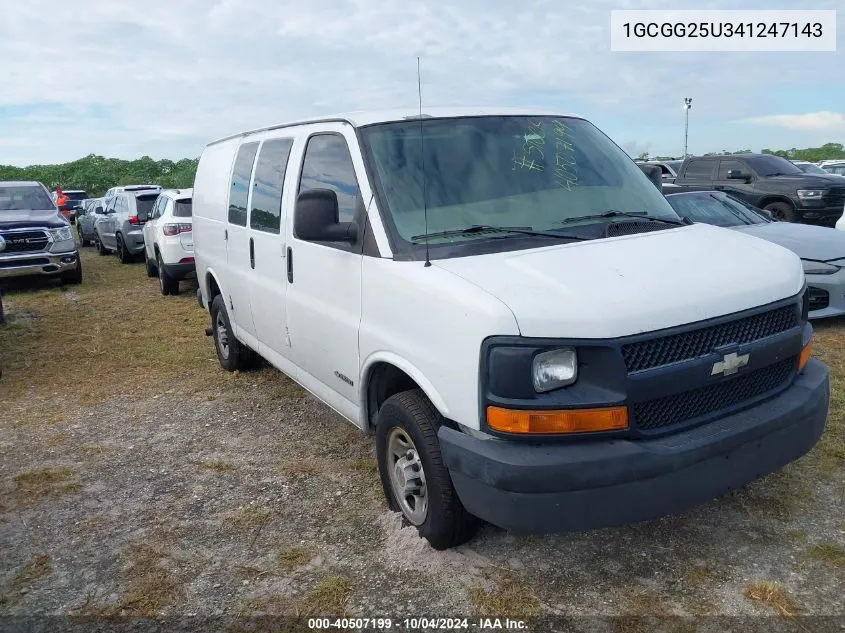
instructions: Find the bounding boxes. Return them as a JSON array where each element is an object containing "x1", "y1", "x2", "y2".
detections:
[{"x1": 360, "y1": 353, "x2": 451, "y2": 433}]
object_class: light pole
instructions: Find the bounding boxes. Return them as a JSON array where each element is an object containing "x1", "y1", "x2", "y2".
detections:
[{"x1": 683, "y1": 97, "x2": 692, "y2": 158}]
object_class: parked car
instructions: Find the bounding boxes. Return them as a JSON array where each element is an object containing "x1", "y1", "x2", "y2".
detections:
[
  {"x1": 191, "y1": 108, "x2": 828, "y2": 549},
  {"x1": 792, "y1": 160, "x2": 837, "y2": 176},
  {"x1": 51, "y1": 188, "x2": 87, "y2": 224},
  {"x1": 666, "y1": 190, "x2": 845, "y2": 319},
  {"x1": 103, "y1": 184, "x2": 162, "y2": 203},
  {"x1": 635, "y1": 159, "x2": 683, "y2": 184},
  {"x1": 76, "y1": 198, "x2": 104, "y2": 246},
  {"x1": 822, "y1": 161, "x2": 845, "y2": 177},
  {"x1": 1, "y1": 181, "x2": 82, "y2": 284},
  {"x1": 94, "y1": 189, "x2": 160, "y2": 263},
  {"x1": 669, "y1": 153, "x2": 845, "y2": 224},
  {"x1": 142, "y1": 188, "x2": 195, "y2": 295}
]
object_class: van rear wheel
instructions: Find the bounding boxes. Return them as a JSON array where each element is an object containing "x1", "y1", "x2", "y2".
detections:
[
  {"x1": 210, "y1": 294, "x2": 258, "y2": 371},
  {"x1": 376, "y1": 389, "x2": 479, "y2": 550}
]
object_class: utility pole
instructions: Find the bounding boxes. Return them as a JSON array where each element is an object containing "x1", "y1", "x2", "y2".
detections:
[{"x1": 683, "y1": 97, "x2": 692, "y2": 158}]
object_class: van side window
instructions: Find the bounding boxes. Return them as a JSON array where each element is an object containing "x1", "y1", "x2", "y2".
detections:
[
  {"x1": 298, "y1": 134, "x2": 360, "y2": 224},
  {"x1": 229, "y1": 142, "x2": 259, "y2": 226},
  {"x1": 250, "y1": 138, "x2": 294, "y2": 234}
]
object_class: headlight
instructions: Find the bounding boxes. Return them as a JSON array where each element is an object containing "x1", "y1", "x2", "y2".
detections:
[
  {"x1": 50, "y1": 227, "x2": 73, "y2": 242},
  {"x1": 532, "y1": 348, "x2": 577, "y2": 392},
  {"x1": 797, "y1": 189, "x2": 826, "y2": 201},
  {"x1": 802, "y1": 259, "x2": 839, "y2": 275}
]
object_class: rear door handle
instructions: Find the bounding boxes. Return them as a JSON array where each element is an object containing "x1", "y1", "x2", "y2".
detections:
[
  {"x1": 287, "y1": 247, "x2": 293, "y2": 283},
  {"x1": 249, "y1": 238, "x2": 255, "y2": 269}
]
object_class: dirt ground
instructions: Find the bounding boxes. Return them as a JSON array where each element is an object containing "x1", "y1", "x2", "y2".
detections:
[{"x1": 1, "y1": 245, "x2": 843, "y2": 631}]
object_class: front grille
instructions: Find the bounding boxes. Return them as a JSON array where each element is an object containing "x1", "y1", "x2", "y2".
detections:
[
  {"x1": 808, "y1": 287, "x2": 830, "y2": 312},
  {"x1": 605, "y1": 221, "x2": 671, "y2": 237},
  {"x1": 622, "y1": 305, "x2": 798, "y2": 372},
  {"x1": 633, "y1": 356, "x2": 796, "y2": 431},
  {"x1": 0, "y1": 230, "x2": 49, "y2": 253},
  {"x1": 827, "y1": 187, "x2": 845, "y2": 210}
]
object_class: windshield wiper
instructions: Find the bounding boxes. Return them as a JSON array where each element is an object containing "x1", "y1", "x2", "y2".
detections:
[
  {"x1": 560, "y1": 210, "x2": 689, "y2": 226},
  {"x1": 410, "y1": 224, "x2": 589, "y2": 242}
]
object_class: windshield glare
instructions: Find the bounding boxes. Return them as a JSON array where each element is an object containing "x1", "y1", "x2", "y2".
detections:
[
  {"x1": 746, "y1": 155, "x2": 801, "y2": 177},
  {"x1": 0, "y1": 185, "x2": 55, "y2": 211},
  {"x1": 796, "y1": 162, "x2": 829, "y2": 175},
  {"x1": 361, "y1": 116, "x2": 680, "y2": 251},
  {"x1": 666, "y1": 193, "x2": 766, "y2": 227}
]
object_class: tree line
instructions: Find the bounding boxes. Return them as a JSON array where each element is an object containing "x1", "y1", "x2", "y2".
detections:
[
  {"x1": 3, "y1": 141, "x2": 844, "y2": 196},
  {"x1": 638, "y1": 142, "x2": 845, "y2": 163},
  {"x1": 0, "y1": 154, "x2": 198, "y2": 197}
]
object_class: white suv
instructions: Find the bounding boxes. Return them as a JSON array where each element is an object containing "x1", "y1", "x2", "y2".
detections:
[{"x1": 142, "y1": 188, "x2": 194, "y2": 295}]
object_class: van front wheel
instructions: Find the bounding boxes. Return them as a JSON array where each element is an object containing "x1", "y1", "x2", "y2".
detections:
[
  {"x1": 376, "y1": 389, "x2": 479, "y2": 550},
  {"x1": 210, "y1": 295, "x2": 257, "y2": 371}
]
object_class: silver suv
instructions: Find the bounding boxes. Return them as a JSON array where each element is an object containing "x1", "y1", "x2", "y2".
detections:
[
  {"x1": 95, "y1": 189, "x2": 161, "y2": 263},
  {"x1": 0, "y1": 181, "x2": 82, "y2": 284}
]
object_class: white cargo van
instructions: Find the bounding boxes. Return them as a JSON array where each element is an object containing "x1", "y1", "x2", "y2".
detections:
[{"x1": 193, "y1": 108, "x2": 828, "y2": 550}]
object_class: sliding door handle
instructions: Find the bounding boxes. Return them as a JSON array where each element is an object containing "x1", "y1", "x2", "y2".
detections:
[{"x1": 249, "y1": 238, "x2": 255, "y2": 269}]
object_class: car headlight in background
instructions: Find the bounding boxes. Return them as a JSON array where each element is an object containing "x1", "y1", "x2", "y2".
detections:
[
  {"x1": 802, "y1": 259, "x2": 839, "y2": 275},
  {"x1": 796, "y1": 189, "x2": 826, "y2": 201},
  {"x1": 532, "y1": 348, "x2": 578, "y2": 392},
  {"x1": 50, "y1": 227, "x2": 73, "y2": 242}
]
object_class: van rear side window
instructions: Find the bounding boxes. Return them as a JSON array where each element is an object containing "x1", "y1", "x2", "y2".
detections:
[
  {"x1": 229, "y1": 142, "x2": 259, "y2": 226},
  {"x1": 250, "y1": 138, "x2": 294, "y2": 234}
]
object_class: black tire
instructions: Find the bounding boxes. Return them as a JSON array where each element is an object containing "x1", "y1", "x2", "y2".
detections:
[
  {"x1": 96, "y1": 234, "x2": 109, "y2": 256},
  {"x1": 158, "y1": 253, "x2": 179, "y2": 296},
  {"x1": 210, "y1": 294, "x2": 258, "y2": 371},
  {"x1": 764, "y1": 201, "x2": 796, "y2": 222},
  {"x1": 116, "y1": 234, "x2": 129, "y2": 264},
  {"x1": 145, "y1": 253, "x2": 158, "y2": 278},
  {"x1": 77, "y1": 226, "x2": 89, "y2": 247},
  {"x1": 60, "y1": 258, "x2": 83, "y2": 285},
  {"x1": 376, "y1": 389, "x2": 479, "y2": 550}
]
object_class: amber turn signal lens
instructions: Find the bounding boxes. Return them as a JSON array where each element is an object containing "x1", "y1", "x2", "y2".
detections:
[
  {"x1": 799, "y1": 339, "x2": 813, "y2": 371},
  {"x1": 487, "y1": 406, "x2": 628, "y2": 435}
]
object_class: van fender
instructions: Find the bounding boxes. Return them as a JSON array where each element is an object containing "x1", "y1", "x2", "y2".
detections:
[
  {"x1": 359, "y1": 351, "x2": 451, "y2": 424},
  {"x1": 202, "y1": 267, "x2": 225, "y2": 312}
]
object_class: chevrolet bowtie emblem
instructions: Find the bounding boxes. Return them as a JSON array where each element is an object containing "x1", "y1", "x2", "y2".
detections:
[{"x1": 711, "y1": 352, "x2": 750, "y2": 377}]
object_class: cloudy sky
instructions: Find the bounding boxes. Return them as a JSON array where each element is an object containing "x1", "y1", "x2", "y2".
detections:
[{"x1": 1, "y1": 0, "x2": 842, "y2": 166}]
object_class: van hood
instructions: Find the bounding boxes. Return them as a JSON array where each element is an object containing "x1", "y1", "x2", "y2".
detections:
[
  {"x1": 434, "y1": 224, "x2": 804, "y2": 339},
  {"x1": 731, "y1": 222, "x2": 845, "y2": 262}
]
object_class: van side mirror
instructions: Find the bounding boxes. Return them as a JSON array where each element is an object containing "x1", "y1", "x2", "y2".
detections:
[
  {"x1": 95, "y1": 206, "x2": 103, "y2": 214},
  {"x1": 294, "y1": 189, "x2": 358, "y2": 243},
  {"x1": 727, "y1": 169, "x2": 751, "y2": 182},
  {"x1": 637, "y1": 164, "x2": 663, "y2": 193}
]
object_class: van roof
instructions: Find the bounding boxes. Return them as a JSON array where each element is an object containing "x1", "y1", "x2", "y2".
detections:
[{"x1": 208, "y1": 106, "x2": 583, "y2": 147}]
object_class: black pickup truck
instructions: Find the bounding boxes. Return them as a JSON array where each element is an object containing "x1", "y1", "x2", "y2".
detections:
[{"x1": 664, "y1": 154, "x2": 845, "y2": 225}]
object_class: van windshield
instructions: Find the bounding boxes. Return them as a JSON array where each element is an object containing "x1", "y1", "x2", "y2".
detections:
[{"x1": 360, "y1": 116, "x2": 681, "y2": 258}]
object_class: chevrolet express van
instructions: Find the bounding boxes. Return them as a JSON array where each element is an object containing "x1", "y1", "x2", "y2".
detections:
[{"x1": 193, "y1": 108, "x2": 829, "y2": 550}]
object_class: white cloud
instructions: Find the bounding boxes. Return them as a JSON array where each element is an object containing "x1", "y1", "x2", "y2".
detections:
[
  {"x1": 738, "y1": 111, "x2": 845, "y2": 133},
  {"x1": 0, "y1": 0, "x2": 843, "y2": 164}
]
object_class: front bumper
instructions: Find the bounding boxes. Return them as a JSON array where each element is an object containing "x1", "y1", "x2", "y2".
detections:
[
  {"x1": 439, "y1": 358, "x2": 829, "y2": 533},
  {"x1": 0, "y1": 251, "x2": 80, "y2": 280},
  {"x1": 805, "y1": 269, "x2": 845, "y2": 319},
  {"x1": 801, "y1": 205, "x2": 845, "y2": 225}
]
